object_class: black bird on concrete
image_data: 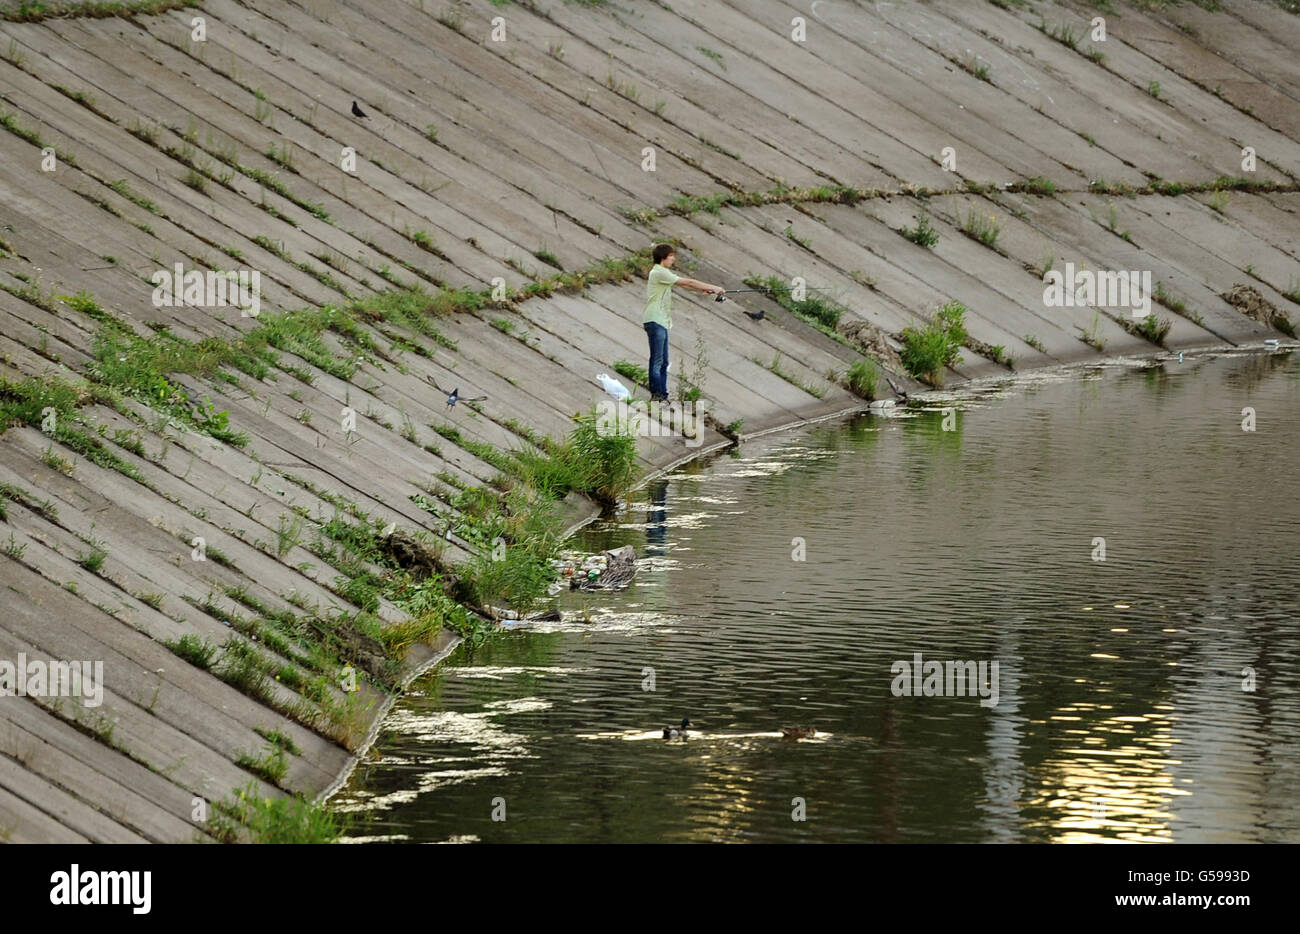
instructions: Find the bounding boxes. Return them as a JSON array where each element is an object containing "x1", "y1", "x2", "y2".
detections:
[
  {"x1": 744, "y1": 309, "x2": 765, "y2": 321},
  {"x1": 351, "y1": 100, "x2": 368, "y2": 118},
  {"x1": 885, "y1": 376, "x2": 910, "y2": 404},
  {"x1": 426, "y1": 375, "x2": 486, "y2": 410}
]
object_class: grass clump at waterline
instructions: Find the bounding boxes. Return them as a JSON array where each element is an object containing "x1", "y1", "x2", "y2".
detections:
[
  {"x1": 438, "y1": 409, "x2": 639, "y2": 614},
  {"x1": 209, "y1": 782, "x2": 341, "y2": 844},
  {"x1": 845, "y1": 358, "x2": 880, "y2": 400},
  {"x1": 900, "y1": 301, "x2": 968, "y2": 386},
  {"x1": 308, "y1": 509, "x2": 481, "y2": 647},
  {"x1": 515, "y1": 409, "x2": 639, "y2": 501},
  {"x1": 377, "y1": 409, "x2": 640, "y2": 617},
  {"x1": 1121, "y1": 312, "x2": 1173, "y2": 345},
  {"x1": 444, "y1": 485, "x2": 562, "y2": 615}
]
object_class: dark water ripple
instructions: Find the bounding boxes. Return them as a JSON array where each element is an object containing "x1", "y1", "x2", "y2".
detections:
[{"x1": 334, "y1": 351, "x2": 1300, "y2": 843}]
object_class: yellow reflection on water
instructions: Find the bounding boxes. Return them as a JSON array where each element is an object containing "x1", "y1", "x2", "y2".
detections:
[{"x1": 1033, "y1": 704, "x2": 1189, "y2": 843}]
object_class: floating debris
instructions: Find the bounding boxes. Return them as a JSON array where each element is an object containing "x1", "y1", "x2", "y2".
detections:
[
  {"x1": 484, "y1": 605, "x2": 565, "y2": 623},
  {"x1": 555, "y1": 545, "x2": 638, "y2": 592}
]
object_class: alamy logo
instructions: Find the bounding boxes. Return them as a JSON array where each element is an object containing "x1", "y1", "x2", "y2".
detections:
[
  {"x1": 890, "y1": 652, "x2": 999, "y2": 708},
  {"x1": 1043, "y1": 263, "x2": 1151, "y2": 318},
  {"x1": 50, "y1": 865, "x2": 151, "y2": 914},
  {"x1": 151, "y1": 263, "x2": 261, "y2": 317},
  {"x1": 0, "y1": 654, "x2": 104, "y2": 707}
]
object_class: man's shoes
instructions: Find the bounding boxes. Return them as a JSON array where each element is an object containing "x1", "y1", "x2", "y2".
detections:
[{"x1": 650, "y1": 394, "x2": 669, "y2": 403}]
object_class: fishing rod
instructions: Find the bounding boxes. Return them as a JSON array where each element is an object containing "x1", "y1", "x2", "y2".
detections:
[{"x1": 714, "y1": 286, "x2": 831, "y2": 303}]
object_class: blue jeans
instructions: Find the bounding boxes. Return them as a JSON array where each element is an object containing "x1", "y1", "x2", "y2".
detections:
[{"x1": 645, "y1": 322, "x2": 669, "y2": 398}]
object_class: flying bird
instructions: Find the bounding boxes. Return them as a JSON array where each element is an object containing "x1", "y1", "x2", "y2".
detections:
[
  {"x1": 426, "y1": 375, "x2": 486, "y2": 409},
  {"x1": 744, "y1": 309, "x2": 765, "y2": 321},
  {"x1": 351, "y1": 100, "x2": 369, "y2": 118}
]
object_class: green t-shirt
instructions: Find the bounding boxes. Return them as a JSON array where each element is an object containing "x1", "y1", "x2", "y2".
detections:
[{"x1": 644, "y1": 263, "x2": 680, "y2": 328}]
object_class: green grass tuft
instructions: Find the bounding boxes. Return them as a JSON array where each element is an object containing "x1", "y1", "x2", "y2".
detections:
[
  {"x1": 613, "y1": 360, "x2": 648, "y2": 385},
  {"x1": 900, "y1": 301, "x2": 968, "y2": 386},
  {"x1": 210, "y1": 782, "x2": 340, "y2": 844},
  {"x1": 901, "y1": 212, "x2": 940, "y2": 248},
  {"x1": 845, "y1": 358, "x2": 879, "y2": 400}
]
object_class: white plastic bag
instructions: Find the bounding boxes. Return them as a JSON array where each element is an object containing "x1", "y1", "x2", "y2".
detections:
[{"x1": 595, "y1": 373, "x2": 631, "y2": 400}]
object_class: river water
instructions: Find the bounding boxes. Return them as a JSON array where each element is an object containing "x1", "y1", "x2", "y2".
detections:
[{"x1": 333, "y1": 349, "x2": 1300, "y2": 843}]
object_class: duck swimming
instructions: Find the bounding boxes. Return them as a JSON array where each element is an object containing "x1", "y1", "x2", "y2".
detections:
[
  {"x1": 780, "y1": 726, "x2": 817, "y2": 739},
  {"x1": 663, "y1": 717, "x2": 691, "y2": 739}
]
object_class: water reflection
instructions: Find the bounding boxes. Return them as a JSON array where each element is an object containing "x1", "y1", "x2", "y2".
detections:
[
  {"x1": 645, "y1": 479, "x2": 669, "y2": 556},
  {"x1": 335, "y1": 351, "x2": 1300, "y2": 843}
]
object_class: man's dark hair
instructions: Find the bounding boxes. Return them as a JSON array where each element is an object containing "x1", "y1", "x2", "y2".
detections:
[{"x1": 652, "y1": 243, "x2": 676, "y2": 264}]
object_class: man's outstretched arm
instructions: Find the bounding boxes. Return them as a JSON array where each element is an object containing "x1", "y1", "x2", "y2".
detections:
[{"x1": 673, "y1": 276, "x2": 725, "y2": 295}]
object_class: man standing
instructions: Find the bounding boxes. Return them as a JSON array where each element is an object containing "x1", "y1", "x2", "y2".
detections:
[{"x1": 644, "y1": 244, "x2": 726, "y2": 402}]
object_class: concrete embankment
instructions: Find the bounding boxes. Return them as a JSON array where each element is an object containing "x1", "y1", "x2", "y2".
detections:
[{"x1": 0, "y1": 0, "x2": 1297, "y2": 840}]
